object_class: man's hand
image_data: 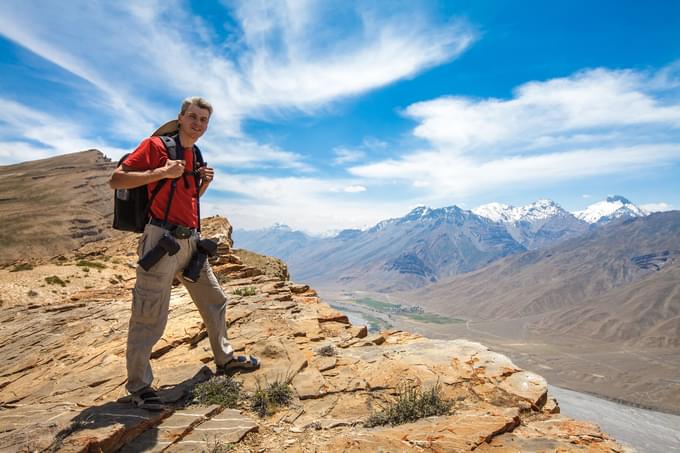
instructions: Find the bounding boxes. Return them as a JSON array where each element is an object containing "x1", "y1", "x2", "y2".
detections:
[
  {"x1": 198, "y1": 166, "x2": 214, "y2": 184},
  {"x1": 163, "y1": 159, "x2": 186, "y2": 179},
  {"x1": 198, "y1": 166, "x2": 214, "y2": 197}
]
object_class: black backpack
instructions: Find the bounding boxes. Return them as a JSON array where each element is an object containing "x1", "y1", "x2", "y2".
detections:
[{"x1": 113, "y1": 135, "x2": 204, "y2": 233}]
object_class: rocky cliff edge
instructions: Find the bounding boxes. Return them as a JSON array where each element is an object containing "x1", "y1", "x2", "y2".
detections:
[{"x1": 0, "y1": 217, "x2": 628, "y2": 452}]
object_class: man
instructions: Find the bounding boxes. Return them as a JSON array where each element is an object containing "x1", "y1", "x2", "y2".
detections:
[{"x1": 109, "y1": 97, "x2": 259, "y2": 411}]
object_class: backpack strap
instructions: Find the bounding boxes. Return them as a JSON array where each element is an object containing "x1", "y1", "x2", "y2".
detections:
[
  {"x1": 154, "y1": 136, "x2": 180, "y2": 224},
  {"x1": 193, "y1": 145, "x2": 204, "y2": 232},
  {"x1": 159, "y1": 136, "x2": 178, "y2": 160},
  {"x1": 149, "y1": 135, "x2": 203, "y2": 230}
]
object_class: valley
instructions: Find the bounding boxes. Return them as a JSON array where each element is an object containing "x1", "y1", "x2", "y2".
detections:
[{"x1": 318, "y1": 287, "x2": 680, "y2": 416}]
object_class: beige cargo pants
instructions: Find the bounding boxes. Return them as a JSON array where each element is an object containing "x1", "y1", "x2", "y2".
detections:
[{"x1": 126, "y1": 223, "x2": 234, "y2": 394}]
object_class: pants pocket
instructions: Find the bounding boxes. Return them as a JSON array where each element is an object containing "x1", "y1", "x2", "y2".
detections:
[{"x1": 131, "y1": 285, "x2": 164, "y2": 325}]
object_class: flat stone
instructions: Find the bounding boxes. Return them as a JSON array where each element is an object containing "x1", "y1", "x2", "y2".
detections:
[
  {"x1": 291, "y1": 366, "x2": 328, "y2": 399},
  {"x1": 119, "y1": 405, "x2": 221, "y2": 453},
  {"x1": 168, "y1": 409, "x2": 257, "y2": 451},
  {"x1": 315, "y1": 357, "x2": 337, "y2": 372},
  {"x1": 323, "y1": 412, "x2": 519, "y2": 452}
]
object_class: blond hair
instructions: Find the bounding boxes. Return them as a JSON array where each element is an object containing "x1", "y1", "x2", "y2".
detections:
[{"x1": 180, "y1": 96, "x2": 213, "y2": 116}]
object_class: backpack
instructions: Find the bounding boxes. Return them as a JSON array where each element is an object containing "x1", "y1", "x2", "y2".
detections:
[{"x1": 113, "y1": 135, "x2": 204, "y2": 233}]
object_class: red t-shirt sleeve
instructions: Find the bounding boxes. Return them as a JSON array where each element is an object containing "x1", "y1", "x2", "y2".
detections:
[{"x1": 122, "y1": 137, "x2": 167, "y2": 170}]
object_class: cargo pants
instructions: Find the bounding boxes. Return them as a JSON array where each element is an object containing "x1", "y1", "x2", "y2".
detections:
[{"x1": 126, "y1": 223, "x2": 234, "y2": 394}]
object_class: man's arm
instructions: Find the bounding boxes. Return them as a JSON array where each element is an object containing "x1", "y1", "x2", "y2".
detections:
[{"x1": 109, "y1": 160, "x2": 186, "y2": 189}]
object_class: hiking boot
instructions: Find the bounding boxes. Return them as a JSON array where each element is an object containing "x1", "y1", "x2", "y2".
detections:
[
  {"x1": 216, "y1": 355, "x2": 261, "y2": 375},
  {"x1": 130, "y1": 387, "x2": 166, "y2": 411}
]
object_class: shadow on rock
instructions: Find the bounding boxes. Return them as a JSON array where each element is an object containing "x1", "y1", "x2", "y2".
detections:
[{"x1": 48, "y1": 366, "x2": 212, "y2": 453}]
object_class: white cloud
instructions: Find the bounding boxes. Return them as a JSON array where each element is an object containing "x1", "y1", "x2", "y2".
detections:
[
  {"x1": 640, "y1": 202, "x2": 674, "y2": 213},
  {"x1": 351, "y1": 144, "x2": 680, "y2": 200},
  {"x1": 0, "y1": 98, "x2": 129, "y2": 164},
  {"x1": 0, "y1": 1, "x2": 475, "y2": 168},
  {"x1": 333, "y1": 147, "x2": 366, "y2": 165},
  {"x1": 199, "y1": 136, "x2": 312, "y2": 171},
  {"x1": 204, "y1": 173, "x2": 399, "y2": 232},
  {"x1": 349, "y1": 67, "x2": 680, "y2": 201},
  {"x1": 343, "y1": 185, "x2": 366, "y2": 193},
  {"x1": 405, "y1": 68, "x2": 680, "y2": 152}
]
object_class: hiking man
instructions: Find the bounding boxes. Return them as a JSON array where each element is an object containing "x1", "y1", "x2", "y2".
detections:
[{"x1": 109, "y1": 97, "x2": 259, "y2": 410}]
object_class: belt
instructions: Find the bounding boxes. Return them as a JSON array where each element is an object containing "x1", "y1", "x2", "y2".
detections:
[{"x1": 149, "y1": 218, "x2": 196, "y2": 239}]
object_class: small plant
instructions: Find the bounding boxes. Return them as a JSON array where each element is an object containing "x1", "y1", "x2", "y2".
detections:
[
  {"x1": 76, "y1": 260, "x2": 106, "y2": 269},
  {"x1": 251, "y1": 375, "x2": 294, "y2": 418},
  {"x1": 365, "y1": 382, "x2": 452, "y2": 427},
  {"x1": 46, "y1": 416, "x2": 93, "y2": 452},
  {"x1": 10, "y1": 263, "x2": 33, "y2": 272},
  {"x1": 206, "y1": 438, "x2": 233, "y2": 453},
  {"x1": 27, "y1": 289, "x2": 38, "y2": 297},
  {"x1": 45, "y1": 276, "x2": 66, "y2": 287},
  {"x1": 192, "y1": 376, "x2": 242, "y2": 408},
  {"x1": 317, "y1": 345, "x2": 336, "y2": 357},
  {"x1": 232, "y1": 286, "x2": 257, "y2": 296}
]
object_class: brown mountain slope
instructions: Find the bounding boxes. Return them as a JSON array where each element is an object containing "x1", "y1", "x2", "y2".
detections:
[
  {"x1": 0, "y1": 150, "x2": 117, "y2": 265},
  {"x1": 531, "y1": 262, "x2": 680, "y2": 348},
  {"x1": 403, "y1": 211, "x2": 680, "y2": 325}
]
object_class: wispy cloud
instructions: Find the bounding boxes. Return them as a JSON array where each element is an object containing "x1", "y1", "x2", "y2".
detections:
[
  {"x1": 350, "y1": 66, "x2": 680, "y2": 201},
  {"x1": 333, "y1": 147, "x2": 367, "y2": 165},
  {"x1": 0, "y1": 98, "x2": 128, "y2": 164},
  {"x1": 0, "y1": 0, "x2": 475, "y2": 168},
  {"x1": 206, "y1": 173, "x2": 396, "y2": 232},
  {"x1": 405, "y1": 68, "x2": 680, "y2": 152},
  {"x1": 640, "y1": 202, "x2": 674, "y2": 213}
]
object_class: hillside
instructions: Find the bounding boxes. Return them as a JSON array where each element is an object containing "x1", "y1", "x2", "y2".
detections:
[
  {"x1": 0, "y1": 217, "x2": 627, "y2": 452},
  {"x1": 0, "y1": 150, "x2": 117, "y2": 264},
  {"x1": 403, "y1": 212, "x2": 680, "y2": 328}
]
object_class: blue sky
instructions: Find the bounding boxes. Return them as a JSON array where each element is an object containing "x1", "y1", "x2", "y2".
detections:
[{"x1": 1, "y1": 0, "x2": 679, "y2": 233}]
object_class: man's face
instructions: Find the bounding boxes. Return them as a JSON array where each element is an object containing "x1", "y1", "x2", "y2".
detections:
[{"x1": 178, "y1": 104, "x2": 211, "y2": 141}]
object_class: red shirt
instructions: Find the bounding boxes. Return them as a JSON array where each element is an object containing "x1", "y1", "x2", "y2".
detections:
[{"x1": 123, "y1": 136, "x2": 199, "y2": 228}]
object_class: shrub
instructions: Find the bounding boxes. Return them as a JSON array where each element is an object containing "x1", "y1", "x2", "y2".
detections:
[
  {"x1": 365, "y1": 382, "x2": 452, "y2": 427},
  {"x1": 10, "y1": 263, "x2": 33, "y2": 272},
  {"x1": 45, "y1": 276, "x2": 66, "y2": 287},
  {"x1": 316, "y1": 345, "x2": 336, "y2": 357},
  {"x1": 233, "y1": 286, "x2": 257, "y2": 296},
  {"x1": 251, "y1": 376, "x2": 293, "y2": 418},
  {"x1": 207, "y1": 439, "x2": 233, "y2": 453},
  {"x1": 76, "y1": 260, "x2": 106, "y2": 269},
  {"x1": 192, "y1": 376, "x2": 242, "y2": 408}
]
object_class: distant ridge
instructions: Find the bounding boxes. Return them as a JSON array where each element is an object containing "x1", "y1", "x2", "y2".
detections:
[
  {"x1": 405, "y1": 210, "x2": 680, "y2": 340},
  {"x1": 0, "y1": 150, "x2": 117, "y2": 264}
]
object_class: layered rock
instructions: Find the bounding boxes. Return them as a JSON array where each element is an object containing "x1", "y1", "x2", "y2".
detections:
[{"x1": 0, "y1": 217, "x2": 628, "y2": 452}]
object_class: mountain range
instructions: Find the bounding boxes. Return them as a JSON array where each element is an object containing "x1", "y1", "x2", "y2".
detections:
[{"x1": 234, "y1": 196, "x2": 652, "y2": 291}]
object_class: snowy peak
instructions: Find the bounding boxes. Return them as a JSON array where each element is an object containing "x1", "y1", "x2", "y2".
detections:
[
  {"x1": 369, "y1": 205, "x2": 469, "y2": 232},
  {"x1": 472, "y1": 202, "x2": 512, "y2": 222},
  {"x1": 473, "y1": 199, "x2": 567, "y2": 224},
  {"x1": 575, "y1": 195, "x2": 645, "y2": 224}
]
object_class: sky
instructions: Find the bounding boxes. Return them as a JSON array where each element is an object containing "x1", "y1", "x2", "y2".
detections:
[{"x1": 1, "y1": 0, "x2": 679, "y2": 234}]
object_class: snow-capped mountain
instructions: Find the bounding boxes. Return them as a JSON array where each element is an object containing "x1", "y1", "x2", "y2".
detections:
[
  {"x1": 473, "y1": 199, "x2": 588, "y2": 249},
  {"x1": 473, "y1": 199, "x2": 567, "y2": 224},
  {"x1": 574, "y1": 195, "x2": 646, "y2": 224}
]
